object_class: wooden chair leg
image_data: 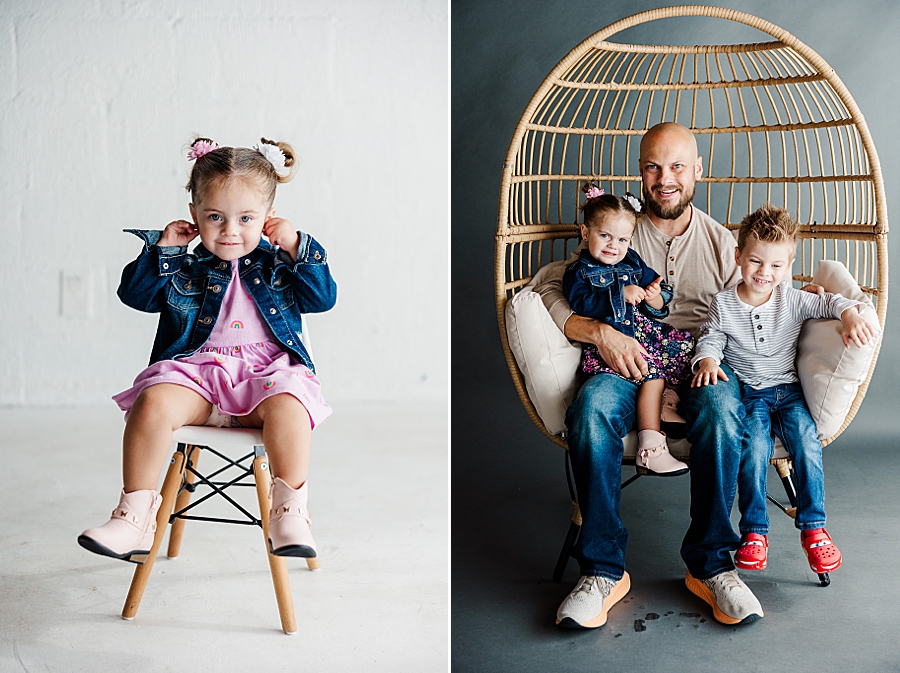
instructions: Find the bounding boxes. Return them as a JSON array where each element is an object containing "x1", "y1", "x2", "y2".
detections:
[
  {"x1": 122, "y1": 449, "x2": 186, "y2": 620},
  {"x1": 252, "y1": 448, "x2": 297, "y2": 635},
  {"x1": 167, "y1": 444, "x2": 201, "y2": 558}
]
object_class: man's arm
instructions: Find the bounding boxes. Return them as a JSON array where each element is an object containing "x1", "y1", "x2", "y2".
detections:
[{"x1": 536, "y1": 265, "x2": 650, "y2": 379}]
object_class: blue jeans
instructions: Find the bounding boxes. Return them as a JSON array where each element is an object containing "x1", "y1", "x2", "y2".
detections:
[
  {"x1": 739, "y1": 382, "x2": 826, "y2": 533},
  {"x1": 565, "y1": 365, "x2": 744, "y2": 581}
]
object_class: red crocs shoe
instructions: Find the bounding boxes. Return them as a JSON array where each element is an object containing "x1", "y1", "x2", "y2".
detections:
[
  {"x1": 801, "y1": 528, "x2": 842, "y2": 573},
  {"x1": 734, "y1": 533, "x2": 768, "y2": 570}
]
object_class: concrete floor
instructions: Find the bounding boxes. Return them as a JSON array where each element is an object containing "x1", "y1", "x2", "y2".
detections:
[
  {"x1": 0, "y1": 402, "x2": 447, "y2": 672},
  {"x1": 452, "y1": 389, "x2": 900, "y2": 673}
]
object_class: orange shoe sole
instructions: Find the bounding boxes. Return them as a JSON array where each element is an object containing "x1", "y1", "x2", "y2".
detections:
[{"x1": 556, "y1": 572, "x2": 631, "y2": 629}]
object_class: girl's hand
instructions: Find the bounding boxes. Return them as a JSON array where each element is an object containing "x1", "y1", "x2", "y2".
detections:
[
  {"x1": 157, "y1": 220, "x2": 199, "y2": 247},
  {"x1": 691, "y1": 357, "x2": 729, "y2": 387},
  {"x1": 643, "y1": 277, "x2": 663, "y2": 304},
  {"x1": 840, "y1": 307, "x2": 878, "y2": 348},
  {"x1": 263, "y1": 216, "x2": 300, "y2": 259},
  {"x1": 623, "y1": 284, "x2": 646, "y2": 306}
]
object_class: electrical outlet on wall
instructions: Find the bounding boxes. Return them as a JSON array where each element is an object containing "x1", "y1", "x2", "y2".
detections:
[{"x1": 60, "y1": 270, "x2": 92, "y2": 317}]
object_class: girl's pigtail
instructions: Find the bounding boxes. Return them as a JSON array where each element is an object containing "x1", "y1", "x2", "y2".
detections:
[{"x1": 259, "y1": 137, "x2": 298, "y2": 184}]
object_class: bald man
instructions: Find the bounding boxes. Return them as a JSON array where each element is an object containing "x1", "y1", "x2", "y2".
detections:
[{"x1": 537, "y1": 122, "x2": 762, "y2": 628}]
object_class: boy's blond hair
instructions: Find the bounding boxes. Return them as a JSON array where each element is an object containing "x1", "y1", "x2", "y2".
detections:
[{"x1": 737, "y1": 203, "x2": 799, "y2": 254}]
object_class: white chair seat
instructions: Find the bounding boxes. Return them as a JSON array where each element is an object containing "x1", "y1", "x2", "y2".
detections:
[{"x1": 172, "y1": 425, "x2": 263, "y2": 448}]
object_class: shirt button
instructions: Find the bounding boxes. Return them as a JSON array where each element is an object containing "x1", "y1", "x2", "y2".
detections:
[
  {"x1": 669, "y1": 256, "x2": 675, "y2": 261},
  {"x1": 287, "y1": 340, "x2": 293, "y2": 345},
  {"x1": 184, "y1": 281, "x2": 192, "y2": 289},
  {"x1": 244, "y1": 259, "x2": 251, "y2": 265},
  {"x1": 757, "y1": 325, "x2": 762, "y2": 330},
  {"x1": 620, "y1": 275, "x2": 628, "y2": 281},
  {"x1": 623, "y1": 320, "x2": 630, "y2": 325},
  {"x1": 313, "y1": 251, "x2": 321, "y2": 260},
  {"x1": 254, "y1": 278, "x2": 261, "y2": 284},
  {"x1": 755, "y1": 315, "x2": 760, "y2": 319},
  {"x1": 201, "y1": 316, "x2": 212, "y2": 325},
  {"x1": 665, "y1": 240, "x2": 671, "y2": 246},
  {"x1": 269, "y1": 308, "x2": 277, "y2": 314},
  {"x1": 669, "y1": 271, "x2": 674, "y2": 275},
  {"x1": 211, "y1": 284, "x2": 222, "y2": 293},
  {"x1": 162, "y1": 262, "x2": 169, "y2": 269},
  {"x1": 275, "y1": 280, "x2": 282, "y2": 286},
  {"x1": 759, "y1": 337, "x2": 765, "y2": 342},
  {"x1": 218, "y1": 262, "x2": 227, "y2": 270}
]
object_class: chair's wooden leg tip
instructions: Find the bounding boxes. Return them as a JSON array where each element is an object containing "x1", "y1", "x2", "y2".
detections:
[
  {"x1": 121, "y1": 615, "x2": 134, "y2": 621},
  {"x1": 283, "y1": 628, "x2": 297, "y2": 635}
]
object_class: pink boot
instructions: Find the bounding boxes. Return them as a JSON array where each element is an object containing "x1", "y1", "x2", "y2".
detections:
[
  {"x1": 636, "y1": 430, "x2": 689, "y2": 476},
  {"x1": 78, "y1": 489, "x2": 161, "y2": 564},
  {"x1": 268, "y1": 477, "x2": 317, "y2": 558}
]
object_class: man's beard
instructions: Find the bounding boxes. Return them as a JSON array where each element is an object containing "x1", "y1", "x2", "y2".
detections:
[{"x1": 642, "y1": 182, "x2": 695, "y2": 221}]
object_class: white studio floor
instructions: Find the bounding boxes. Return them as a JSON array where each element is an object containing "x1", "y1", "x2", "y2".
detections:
[{"x1": 0, "y1": 402, "x2": 448, "y2": 672}]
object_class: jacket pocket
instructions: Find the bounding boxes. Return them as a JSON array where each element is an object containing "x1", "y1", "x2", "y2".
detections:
[
  {"x1": 166, "y1": 273, "x2": 203, "y2": 312},
  {"x1": 585, "y1": 270, "x2": 615, "y2": 289},
  {"x1": 270, "y1": 270, "x2": 296, "y2": 310}
]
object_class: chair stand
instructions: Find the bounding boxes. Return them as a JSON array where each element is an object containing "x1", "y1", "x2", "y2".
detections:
[
  {"x1": 120, "y1": 441, "x2": 315, "y2": 634},
  {"x1": 553, "y1": 452, "x2": 829, "y2": 587}
]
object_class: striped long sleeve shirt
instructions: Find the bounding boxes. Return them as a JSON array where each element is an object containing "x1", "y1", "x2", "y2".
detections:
[{"x1": 691, "y1": 280, "x2": 863, "y2": 390}]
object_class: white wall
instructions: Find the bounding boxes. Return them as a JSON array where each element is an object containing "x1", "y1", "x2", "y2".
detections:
[{"x1": 0, "y1": 0, "x2": 448, "y2": 405}]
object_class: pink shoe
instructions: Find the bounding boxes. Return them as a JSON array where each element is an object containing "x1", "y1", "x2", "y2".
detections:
[
  {"x1": 268, "y1": 478, "x2": 317, "y2": 558},
  {"x1": 78, "y1": 489, "x2": 161, "y2": 564},
  {"x1": 636, "y1": 431, "x2": 689, "y2": 476},
  {"x1": 660, "y1": 387, "x2": 688, "y2": 439}
]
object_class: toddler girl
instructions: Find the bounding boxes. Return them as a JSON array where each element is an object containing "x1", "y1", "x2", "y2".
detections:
[
  {"x1": 79, "y1": 137, "x2": 336, "y2": 563},
  {"x1": 562, "y1": 184, "x2": 693, "y2": 476}
]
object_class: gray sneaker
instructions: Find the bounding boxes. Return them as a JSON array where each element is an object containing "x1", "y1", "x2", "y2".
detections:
[
  {"x1": 685, "y1": 569, "x2": 763, "y2": 625},
  {"x1": 556, "y1": 572, "x2": 631, "y2": 629}
]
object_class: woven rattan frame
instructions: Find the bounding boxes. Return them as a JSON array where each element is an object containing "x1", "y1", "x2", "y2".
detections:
[{"x1": 496, "y1": 5, "x2": 888, "y2": 450}]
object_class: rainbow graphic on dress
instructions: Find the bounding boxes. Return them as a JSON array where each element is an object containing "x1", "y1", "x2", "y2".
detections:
[
  {"x1": 304, "y1": 369, "x2": 315, "y2": 378},
  {"x1": 214, "y1": 355, "x2": 225, "y2": 363},
  {"x1": 264, "y1": 380, "x2": 275, "y2": 389},
  {"x1": 192, "y1": 377, "x2": 203, "y2": 387},
  {"x1": 234, "y1": 345, "x2": 242, "y2": 354},
  {"x1": 231, "y1": 321, "x2": 244, "y2": 329}
]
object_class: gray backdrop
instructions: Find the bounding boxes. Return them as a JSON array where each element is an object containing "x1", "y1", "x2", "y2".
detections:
[{"x1": 452, "y1": 0, "x2": 900, "y2": 668}]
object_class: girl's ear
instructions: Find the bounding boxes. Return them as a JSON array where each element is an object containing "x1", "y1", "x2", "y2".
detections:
[
  {"x1": 267, "y1": 207, "x2": 277, "y2": 220},
  {"x1": 579, "y1": 224, "x2": 589, "y2": 240},
  {"x1": 189, "y1": 203, "x2": 198, "y2": 225}
]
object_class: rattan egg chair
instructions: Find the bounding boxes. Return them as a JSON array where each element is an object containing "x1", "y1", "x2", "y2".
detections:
[{"x1": 495, "y1": 6, "x2": 888, "y2": 585}]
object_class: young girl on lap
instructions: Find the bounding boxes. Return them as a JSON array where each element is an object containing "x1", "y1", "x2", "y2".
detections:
[
  {"x1": 563, "y1": 184, "x2": 694, "y2": 476},
  {"x1": 79, "y1": 137, "x2": 336, "y2": 562}
]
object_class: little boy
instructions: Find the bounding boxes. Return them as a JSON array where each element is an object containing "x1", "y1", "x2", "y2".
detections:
[{"x1": 691, "y1": 204, "x2": 876, "y2": 574}]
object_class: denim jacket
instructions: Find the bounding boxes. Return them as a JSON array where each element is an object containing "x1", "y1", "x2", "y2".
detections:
[
  {"x1": 118, "y1": 229, "x2": 337, "y2": 373},
  {"x1": 562, "y1": 248, "x2": 672, "y2": 339}
]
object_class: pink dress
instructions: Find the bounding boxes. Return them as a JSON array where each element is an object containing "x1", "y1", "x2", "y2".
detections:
[{"x1": 113, "y1": 261, "x2": 332, "y2": 428}]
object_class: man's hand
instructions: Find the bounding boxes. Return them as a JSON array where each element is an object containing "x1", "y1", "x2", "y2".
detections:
[
  {"x1": 564, "y1": 314, "x2": 649, "y2": 379},
  {"x1": 840, "y1": 307, "x2": 877, "y2": 348},
  {"x1": 623, "y1": 285, "x2": 646, "y2": 306},
  {"x1": 691, "y1": 357, "x2": 729, "y2": 387},
  {"x1": 157, "y1": 220, "x2": 199, "y2": 247}
]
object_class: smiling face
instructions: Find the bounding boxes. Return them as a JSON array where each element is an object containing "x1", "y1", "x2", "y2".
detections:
[
  {"x1": 189, "y1": 178, "x2": 274, "y2": 260},
  {"x1": 581, "y1": 213, "x2": 635, "y2": 266},
  {"x1": 639, "y1": 123, "x2": 703, "y2": 222},
  {"x1": 735, "y1": 238, "x2": 795, "y2": 306}
]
